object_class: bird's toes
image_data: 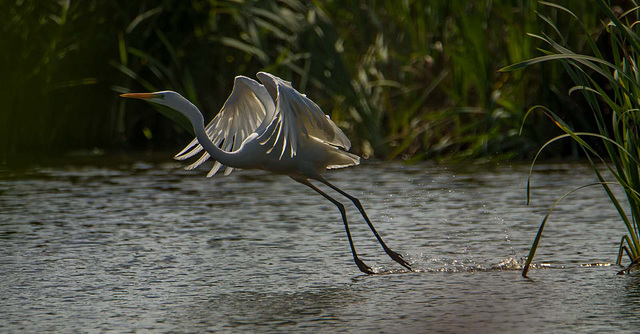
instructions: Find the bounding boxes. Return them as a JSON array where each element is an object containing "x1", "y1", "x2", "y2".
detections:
[
  {"x1": 355, "y1": 258, "x2": 374, "y2": 275},
  {"x1": 387, "y1": 250, "x2": 412, "y2": 270}
]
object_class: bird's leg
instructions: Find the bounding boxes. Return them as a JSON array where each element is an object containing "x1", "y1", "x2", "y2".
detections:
[
  {"x1": 296, "y1": 178, "x2": 374, "y2": 275},
  {"x1": 319, "y1": 178, "x2": 412, "y2": 271}
]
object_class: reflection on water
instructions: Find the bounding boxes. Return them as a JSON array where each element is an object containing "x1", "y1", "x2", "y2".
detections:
[{"x1": 1, "y1": 155, "x2": 640, "y2": 332}]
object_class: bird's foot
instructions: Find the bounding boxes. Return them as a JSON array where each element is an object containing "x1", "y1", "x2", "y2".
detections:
[
  {"x1": 355, "y1": 258, "x2": 375, "y2": 275},
  {"x1": 385, "y1": 248, "x2": 413, "y2": 271}
]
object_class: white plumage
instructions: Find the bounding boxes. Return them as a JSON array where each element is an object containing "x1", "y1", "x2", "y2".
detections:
[
  {"x1": 174, "y1": 72, "x2": 355, "y2": 177},
  {"x1": 120, "y1": 72, "x2": 410, "y2": 274}
]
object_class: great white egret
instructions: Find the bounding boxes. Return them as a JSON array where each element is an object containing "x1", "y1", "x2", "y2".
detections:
[{"x1": 120, "y1": 72, "x2": 411, "y2": 274}]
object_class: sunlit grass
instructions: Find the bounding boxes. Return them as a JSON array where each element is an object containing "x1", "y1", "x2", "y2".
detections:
[
  {"x1": 0, "y1": 0, "x2": 605, "y2": 160},
  {"x1": 502, "y1": 0, "x2": 640, "y2": 277}
]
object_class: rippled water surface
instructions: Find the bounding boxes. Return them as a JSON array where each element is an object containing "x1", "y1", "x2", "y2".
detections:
[{"x1": 2, "y1": 154, "x2": 640, "y2": 333}]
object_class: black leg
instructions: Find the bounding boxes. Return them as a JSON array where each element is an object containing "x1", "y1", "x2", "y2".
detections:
[
  {"x1": 318, "y1": 177, "x2": 412, "y2": 271},
  {"x1": 295, "y1": 178, "x2": 374, "y2": 275}
]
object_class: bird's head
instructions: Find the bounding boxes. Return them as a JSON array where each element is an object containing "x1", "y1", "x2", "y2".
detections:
[
  {"x1": 120, "y1": 90, "x2": 200, "y2": 134},
  {"x1": 120, "y1": 90, "x2": 190, "y2": 110}
]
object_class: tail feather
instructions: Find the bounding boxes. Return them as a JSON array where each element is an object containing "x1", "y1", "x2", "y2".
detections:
[{"x1": 327, "y1": 150, "x2": 360, "y2": 169}]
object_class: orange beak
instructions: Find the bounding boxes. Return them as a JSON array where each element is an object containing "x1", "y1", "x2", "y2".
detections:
[{"x1": 120, "y1": 92, "x2": 157, "y2": 99}]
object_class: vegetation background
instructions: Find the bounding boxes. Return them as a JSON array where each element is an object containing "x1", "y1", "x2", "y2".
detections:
[{"x1": 0, "y1": 0, "x2": 613, "y2": 162}]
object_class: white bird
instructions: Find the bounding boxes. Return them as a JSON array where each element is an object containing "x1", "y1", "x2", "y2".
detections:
[{"x1": 120, "y1": 72, "x2": 411, "y2": 274}]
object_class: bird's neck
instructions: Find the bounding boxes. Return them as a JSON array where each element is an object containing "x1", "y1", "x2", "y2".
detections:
[{"x1": 190, "y1": 111, "x2": 238, "y2": 168}]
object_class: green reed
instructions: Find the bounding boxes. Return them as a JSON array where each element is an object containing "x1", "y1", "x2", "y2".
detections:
[
  {"x1": 112, "y1": 0, "x2": 600, "y2": 160},
  {"x1": 0, "y1": 0, "x2": 604, "y2": 161},
  {"x1": 0, "y1": 1, "x2": 98, "y2": 158},
  {"x1": 502, "y1": 0, "x2": 640, "y2": 277},
  {"x1": 308, "y1": 1, "x2": 531, "y2": 159}
]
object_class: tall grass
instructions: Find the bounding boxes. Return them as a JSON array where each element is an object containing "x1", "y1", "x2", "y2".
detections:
[
  {"x1": 117, "y1": 0, "x2": 591, "y2": 160},
  {"x1": 502, "y1": 0, "x2": 640, "y2": 276},
  {"x1": 325, "y1": 1, "x2": 545, "y2": 160},
  {"x1": 0, "y1": 1, "x2": 100, "y2": 157},
  {"x1": 0, "y1": 0, "x2": 606, "y2": 161}
]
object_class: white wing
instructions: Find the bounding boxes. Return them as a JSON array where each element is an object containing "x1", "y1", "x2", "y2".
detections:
[
  {"x1": 255, "y1": 72, "x2": 351, "y2": 158},
  {"x1": 174, "y1": 76, "x2": 275, "y2": 176}
]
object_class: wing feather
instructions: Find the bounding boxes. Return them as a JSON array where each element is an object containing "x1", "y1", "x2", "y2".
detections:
[
  {"x1": 256, "y1": 72, "x2": 351, "y2": 159},
  {"x1": 174, "y1": 76, "x2": 274, "y2": 176}
]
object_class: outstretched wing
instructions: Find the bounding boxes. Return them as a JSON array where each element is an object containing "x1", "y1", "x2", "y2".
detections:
[
  {"x1": 255, "y1": 72, "x2": 351, "y2": 158},
  {"x1": 174, "y1": 76, "x2": 275, "y2": 176}
]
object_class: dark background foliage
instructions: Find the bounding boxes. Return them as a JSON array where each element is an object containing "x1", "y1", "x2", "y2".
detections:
[{"x1": 0, "y1": 0, "x2": 614, "y2": 162}]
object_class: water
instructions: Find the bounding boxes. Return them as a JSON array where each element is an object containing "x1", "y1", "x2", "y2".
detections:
[{"x1": 2, "y1": 155, "x2": 640, "y2": 333}]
